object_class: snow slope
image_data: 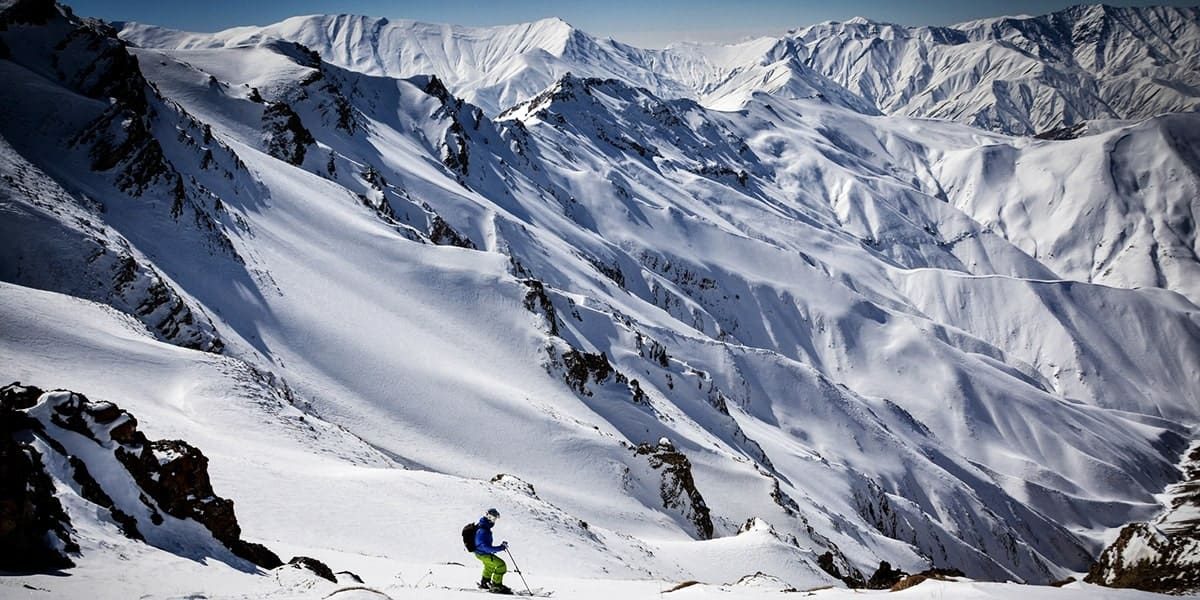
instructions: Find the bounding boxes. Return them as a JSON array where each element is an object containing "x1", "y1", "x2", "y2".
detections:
[
  {"x1": 2, "y1": 1, "x2": 1199, "y2": 597},
  {"x1": 934, "y1": 113, "x2": 1200, "y2": 306},
  {"x1": 0, "y1": 289, "x2": 1183, "y2": 597}
]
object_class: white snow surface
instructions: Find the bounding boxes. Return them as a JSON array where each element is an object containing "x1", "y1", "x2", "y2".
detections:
[{"x1": 1, "y1": 2, "x2": 1199, "y2": 599}]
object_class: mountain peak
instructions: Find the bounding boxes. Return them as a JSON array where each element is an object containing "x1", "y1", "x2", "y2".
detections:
[{"x1": 530, "y1": 16, "x2": 574, "y2": 31}]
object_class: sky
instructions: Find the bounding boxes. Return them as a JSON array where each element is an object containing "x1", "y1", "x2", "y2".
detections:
[{"x1": 68, "y1": 0, "x2": 1200, "y2": 47}]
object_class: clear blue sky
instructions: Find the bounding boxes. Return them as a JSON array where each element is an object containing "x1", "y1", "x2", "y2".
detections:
[{"x1": 68, "y1": 0, "x2": 1199, "y2": 47}]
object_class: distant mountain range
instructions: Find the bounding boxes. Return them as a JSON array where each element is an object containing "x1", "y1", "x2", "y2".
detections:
[{"x1": 119, "y1": 4, "x2": 1200, "y2": 135}]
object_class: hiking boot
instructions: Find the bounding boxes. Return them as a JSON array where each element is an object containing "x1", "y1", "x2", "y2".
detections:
[
  {"x1": 488, "y1": 581, "x2": 514, "y2": 595},
  {"x1": 478, "y1": 577, "x2": 491, "y2": 590}
]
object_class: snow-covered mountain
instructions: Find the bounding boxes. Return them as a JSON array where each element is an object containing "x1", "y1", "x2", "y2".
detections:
[
  {"x1": 118, "y1": 4, "x2": 1200, "y2": 135},
  {"x1": 116, "y1": 15, "x2": 702, "y2": 118},
  {"x1": 796, "y1": 5, "x2": 1200, "y2": 135},
  {"x1": 3, "y1": 0, "x2": 1199, "y2": 598}
]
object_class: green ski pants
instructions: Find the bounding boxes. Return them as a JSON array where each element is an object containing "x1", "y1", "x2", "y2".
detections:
[{"x1": 475, "y1": 552, "x2": 507, "y2": 583}]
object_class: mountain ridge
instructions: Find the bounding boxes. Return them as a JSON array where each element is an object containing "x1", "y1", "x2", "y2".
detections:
[{"x1": 118, "y1": 4, "x2": 1200, "y2": 134}]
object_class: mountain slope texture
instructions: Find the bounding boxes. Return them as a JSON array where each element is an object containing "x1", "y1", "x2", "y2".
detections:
[{"x1": 1, "y1": 0, "x2": 1198, "y2": 598}]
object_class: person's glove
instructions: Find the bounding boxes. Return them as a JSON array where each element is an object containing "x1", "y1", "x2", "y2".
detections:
[{"x1": 500, "y1": 541, "x2": 509, "y2": 550}]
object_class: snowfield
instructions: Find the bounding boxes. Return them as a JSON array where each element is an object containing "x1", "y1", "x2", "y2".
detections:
[
  {"x1": 1, "y1": 0, "x2": 1199, "y2": 598},
  {"x1": 4, "y1": 281, "x2": 1175, "y2": 599}
]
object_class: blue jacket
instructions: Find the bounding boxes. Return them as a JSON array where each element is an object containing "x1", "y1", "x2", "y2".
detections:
[{"x1": 474, "y1": 517, "x2": 506, "y2": 554}]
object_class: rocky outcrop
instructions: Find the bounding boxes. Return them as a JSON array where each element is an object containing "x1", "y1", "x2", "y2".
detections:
[
  {"x1": 817, "y1": 551, "x2": 866, "y2": 588},
  {"x1": 48, "y1": 391, "x2": 282, "y2": 568},
  {"x1": 1, "y1": 383, "x2": 78, "y2": 570},
  {"x1": 889, "y1": 567, "x2": 964, "y2": 591},
  {"x1": 1085, "y1": 443, "x2": 1200, "y2": 594},
  {"x1": 287, "y1": 556, "x2": 337, "y2": 583},
  {"x1": 428, "y1": 215, "x2": 476, "y2": 249},
  {"x1": 263, "y1": 102, "x2": 316, "y2": 166},
  {"x1": 23, "y1": 8, "x2": 181, "y2": 202},
  {"x1": 0, "y1": 438, "x2": 78, "y2": 571},
  {"x1": 1085, "y1": 523, "x2": 1200, "y2": 593},
  {"x1": 2, "y1": 382, "x2": 284, "y2": 571},
  {"x1": 865, "y1": 560, "x2": 907, "y2": 589},
  {"x1": 521, "y1": 279, "x2": 560, "y2": 336},
  {"x1": 634, "y1": 438, "x2": 713, "y2": 540},
  {"x1": 1, "y1": 383, "x2": 42, "y2": 412},
  {"x1": 417, "y1": 75, "x2": 477, "y2": 180},
  {"x1": 68, "y1": 455, "x2": 142, "y2": 540},
  {"x1": 561, "y1": 349, "x2": 614, "y2": 396}
]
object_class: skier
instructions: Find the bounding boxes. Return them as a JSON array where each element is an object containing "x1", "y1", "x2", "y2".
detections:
[{"x1": 474, "y1": 508, "x2": 513, "y2": 594}]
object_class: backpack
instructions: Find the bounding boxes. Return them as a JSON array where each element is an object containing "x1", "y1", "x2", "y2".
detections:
[{"x1": 462, "y1": 522, "x2": 479, "y2": 552}]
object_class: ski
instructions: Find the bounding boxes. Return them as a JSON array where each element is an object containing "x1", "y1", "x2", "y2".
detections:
[
  {"x1": 449, "y1": 586, "x2": 553, "y2": 597},
  {"x1": 324, "y1": 586, "x2": 395, "y2": 599}
]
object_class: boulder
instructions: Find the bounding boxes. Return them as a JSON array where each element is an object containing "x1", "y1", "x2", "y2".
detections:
[{"x1": 288, "y1": 555, "x2": 338, "y2": 583}]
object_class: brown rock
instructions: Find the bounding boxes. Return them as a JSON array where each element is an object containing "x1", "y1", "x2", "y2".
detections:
[
  {"x1": 117, "y1": 438, "x2": 282, "y2": 568},
  {"x1": 634, "y1": 440, "x2": 714, "y2": 539}
]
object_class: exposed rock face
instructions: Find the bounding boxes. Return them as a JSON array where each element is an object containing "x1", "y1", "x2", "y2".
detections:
[
  {"x1": 2, "y1": 382, "x2": 284, "y2": 571},
  {"x1": 0, "y1": 137, "x2": 225, "y2": 352},
  {"x1": 561, "y1": 349, "x2": 614, "y2": 396},
  {"x1": 1086, "y1": 443, "x2": 1200, "y2": 594},
  {"x1": 521, "y1": 279, "x2": 560, "y2": 336},
  {"x1": 817, "y1": 551, "x2": 866, "y2": 588},
  {"x1": 47, "y1": 392, "x2": 283, "y2": 569},
  {"x1": 0, "y1": 442, "x2": 78, "y2": 570},
  {"x1": 1086, "y1": 523, "x2": 1200, "y2": 592},
  {"x1": 287, "y1": 556, "x2": 338, "y2": 583},
  {"x1": 865, "y1": 560, "x2": 907, "y2": 589},
  {"x1": 119, "y1": 438, "x2": 282, "y2": 567},
  {"x1": 0, "y1": 393, "x2": 78, "y2": 570},
  {"x1": 421, "y1": 75, "x2": 473, "y2": 179},
  {"x1": 21, "y1": 5, "x2": 179, "y2": 200},
  {"x1": 634, "y1": 438, "x2": 713, "y2": 540},
  {"x1": 428, "y1": 215, "x2": 476, "y2": 248},
  {"x1": 284, "y1": 44, "x2": 363, "y2": 135},
  {"x1": 263, "y1": 102, "x2": 316, "y2": 166}
]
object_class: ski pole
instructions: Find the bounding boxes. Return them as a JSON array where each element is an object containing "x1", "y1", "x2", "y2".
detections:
[{"x1": 505, "y1": 547, "x2": 533, "y2": 596}]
